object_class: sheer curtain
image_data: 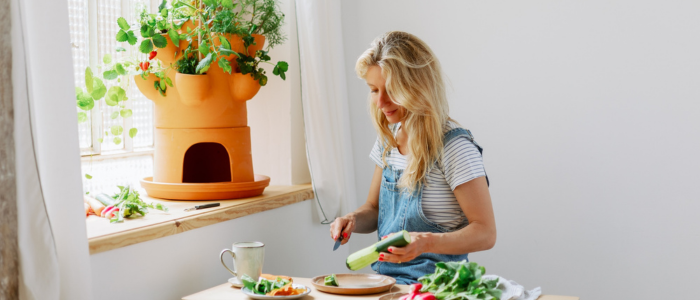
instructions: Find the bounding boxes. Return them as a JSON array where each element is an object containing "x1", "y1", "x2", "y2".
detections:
[
  {"x1": 12, "y1": 0, "x2": 92, "y2": 299},
  {"x1": 296, "y1": 0, "x2": 358, "y2": 222}
]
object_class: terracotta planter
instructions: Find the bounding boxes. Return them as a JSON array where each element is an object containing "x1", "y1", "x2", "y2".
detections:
[
  {"x1": 211, "y1": 34, "x2": 266, "y2": 61},
  {"x1": 175, "y1": 72, "x2": 210, "y2": 106},
  {"x1": 133, "y1": 73, "x2": 162, "y2": 101},
  {"x1": 156, "y1": 33, "x2": 179, "y2": 66},
  {"x1": 228, "y1": 72, "x2": 261, "y2": 102}
]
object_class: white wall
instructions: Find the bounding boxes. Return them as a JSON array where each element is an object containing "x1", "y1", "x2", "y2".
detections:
[
  {"x1": 341, "y1": 1, "x2": 700, "y2": 299},
  {"x1": 248, "y1": 0, "x2": 311, "y2": 185},
  {"x1": 90, "y1": 200, "x2": 350, "y2": 300}
]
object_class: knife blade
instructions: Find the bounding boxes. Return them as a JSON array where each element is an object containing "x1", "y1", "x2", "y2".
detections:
[{"x1": 333, "y1": 235, "x2": 343, "y2": 251}]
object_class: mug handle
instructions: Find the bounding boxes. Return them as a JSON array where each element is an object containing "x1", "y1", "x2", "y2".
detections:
[{"x1": 220, "y1": 249, "x2": 237, "y2": 277}]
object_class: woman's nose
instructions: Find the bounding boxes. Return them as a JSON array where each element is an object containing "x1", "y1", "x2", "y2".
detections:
[{"x1": 377, "y1": 91, "x2": 389, "y2": 108}]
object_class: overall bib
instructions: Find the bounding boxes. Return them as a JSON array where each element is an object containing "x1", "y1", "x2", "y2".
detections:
[{"x1": 371, "y1": 128, "x2": 488, "y2": 284}]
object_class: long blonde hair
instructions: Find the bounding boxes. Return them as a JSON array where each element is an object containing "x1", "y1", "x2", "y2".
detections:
[{"x1": 356, "y1": 31, "x2": 452, "y2": 191}]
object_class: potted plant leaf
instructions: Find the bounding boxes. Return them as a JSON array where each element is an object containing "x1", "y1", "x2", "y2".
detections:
[{"x1": 174, "y1": 45, "x2": 211, "y2": 106}]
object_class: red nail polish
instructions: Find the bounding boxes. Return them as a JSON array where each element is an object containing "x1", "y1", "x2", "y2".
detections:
[
  {"x1": 379, "y1": 253, "x2": 384, "y2": 258},
  {"x1": 343, "y1": 232, "x2": 348, "y2": 238},
  {"x1": 378, "y1": 257, "x2": 383, "y2": 261},
  {"x1": 388, "y1": 248, "x2": 393, "y2": 253}
]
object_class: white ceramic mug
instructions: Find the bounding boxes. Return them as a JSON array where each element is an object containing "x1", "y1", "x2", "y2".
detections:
[{"x1": 220, "y1": 241, "x2": 265, "y2": 283}]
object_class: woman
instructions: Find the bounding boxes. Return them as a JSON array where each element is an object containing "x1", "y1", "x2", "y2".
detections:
[{"x1": 330, "y1": 31, "x2": 497, "y2": 284}]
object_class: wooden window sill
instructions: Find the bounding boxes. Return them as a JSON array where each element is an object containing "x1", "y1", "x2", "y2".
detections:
[{"x1": 86, "y1": 184, "x2": 314, "y2": 254}]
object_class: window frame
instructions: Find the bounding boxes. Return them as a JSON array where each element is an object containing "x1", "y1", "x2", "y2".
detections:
[{"x1": 78, "y1": 0, "x2": 159, "y2": 158}]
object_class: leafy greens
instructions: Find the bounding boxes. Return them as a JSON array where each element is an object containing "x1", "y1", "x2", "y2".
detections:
[
  {"x1": 109, "y1": 185, "x2": 169, "y2": 223},
  {"x1": 418, "y1": 261, "x2": 501, "y2": 300},
  {"x1": 241, "y1": 274, "x2": 291, "y2": 295}
]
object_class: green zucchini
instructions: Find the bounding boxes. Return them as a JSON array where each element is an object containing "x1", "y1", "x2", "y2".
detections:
[
  {"x1": 346, "y1": 230, "x2": 411, "y2": 271},
  {"x1": 94, "y1": 193, "x2": 116, "y2": 206},
  {"x1": 324, "y1": 274, "x2": 338, "y2": 286}
]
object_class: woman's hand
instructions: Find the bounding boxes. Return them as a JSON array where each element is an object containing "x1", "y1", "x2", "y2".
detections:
[
  {"x1": 329, "y1": 213, "x2": 356, "y2": 245},
  {"x1": 378, "y1": 232, "x2": 434, "y2": 264}
]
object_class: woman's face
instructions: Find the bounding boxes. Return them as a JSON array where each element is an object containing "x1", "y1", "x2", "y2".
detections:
[{"x1": 365, "y1": 65, "x2": 404, "y2": 124}]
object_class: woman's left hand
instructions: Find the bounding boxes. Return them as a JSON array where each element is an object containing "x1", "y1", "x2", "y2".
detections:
[{"x1": 378, "y1": 232, "x2": 434, "y2": 264}]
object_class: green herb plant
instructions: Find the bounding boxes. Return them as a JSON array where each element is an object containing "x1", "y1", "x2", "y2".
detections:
[
  {"x1": 234, "y1": 0, "x2": 286, "y2": 50},
  {"x1": 418, "y1": 261, "x2": 502, "y2": 300},
  {"x1": 76, "y1": 0, "x2": 290, "y2": 144}
]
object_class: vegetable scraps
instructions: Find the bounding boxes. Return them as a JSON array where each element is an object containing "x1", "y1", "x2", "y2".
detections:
[
  {"x1": 324, "y1": 274, "x2": 338, "y2": 286},
  {"x1": 418, "y1": 261, "x2": 501, "y2": 300},
  {"x1": 107, "y1": 185, "x2": 168, "y2": 223}
]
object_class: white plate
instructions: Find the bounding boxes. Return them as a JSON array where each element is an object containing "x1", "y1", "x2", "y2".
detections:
[
  {"x1": 229, "y1": 277, "x2": 243, "y2": 288},
  {"x1": 241, "y1": 284, "x2": 311, "y2": 299}
]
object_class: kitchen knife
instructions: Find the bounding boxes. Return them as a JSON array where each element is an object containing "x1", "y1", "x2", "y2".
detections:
[
  {"x1": 184, "y1": 203, "x2": 220, "y2": 212},
  {"x1": 333, "y1": 235, "x2": 343, "y2": 251}
]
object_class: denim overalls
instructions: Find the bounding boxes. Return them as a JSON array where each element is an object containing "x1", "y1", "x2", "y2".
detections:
[{"x1": 371, "y1": 127, "x2": 488, "y2": 284}]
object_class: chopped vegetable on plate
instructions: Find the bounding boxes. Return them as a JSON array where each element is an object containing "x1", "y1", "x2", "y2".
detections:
[
  {"x1": 242, "y1": 274, "x2": 307, "y2": 296},
  {"x1": 324, "y1": 274, "x2": 338, "y2": 286}
]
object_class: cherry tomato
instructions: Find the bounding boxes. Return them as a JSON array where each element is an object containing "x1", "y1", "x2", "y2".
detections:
[
  {"x1": 140, "y1": 61, "x2": 150, "y2": 71},
  {"x1": 149, "y1": 50, "x2": 157, "y2": 60}
]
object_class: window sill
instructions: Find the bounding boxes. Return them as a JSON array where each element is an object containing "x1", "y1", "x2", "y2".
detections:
[{"x1": 86, "y1": 184, "x2": 314, "y2": 254}]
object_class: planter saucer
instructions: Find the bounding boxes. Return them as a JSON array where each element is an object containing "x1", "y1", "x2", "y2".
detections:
[{"x1": 140, "y1": 174, "x2": 270, "y2": 200}]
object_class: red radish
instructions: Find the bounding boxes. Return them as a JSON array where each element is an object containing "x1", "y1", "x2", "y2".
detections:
[
  {"x1": 101, "y1": 205, "x2": 115, "y2": 217},
  {"x1": 104, "y1": 207, "x2": 119, "y2": 219},
  {"x1": 400, "y1": 284, "x2": 427, "y2": 300},
  {"x1": 149, "y1": 50, "x2": 157, "y2": 60},
  {"x1": 416, "y1": 293, "x2": 435, "y2": 300}
]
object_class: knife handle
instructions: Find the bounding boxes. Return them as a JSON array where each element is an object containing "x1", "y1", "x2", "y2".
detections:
[{"x1": 195, "y1": 203, "x2": 220, "y2": 209}]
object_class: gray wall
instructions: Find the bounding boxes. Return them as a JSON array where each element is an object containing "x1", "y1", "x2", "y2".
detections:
[{"x1": 341, "y1": 1, "x2": 700, "y2": 299}]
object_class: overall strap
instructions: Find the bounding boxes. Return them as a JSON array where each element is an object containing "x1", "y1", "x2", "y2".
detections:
[{"x1": 442, "y1": 128, "x2": 490, "y2": 187}]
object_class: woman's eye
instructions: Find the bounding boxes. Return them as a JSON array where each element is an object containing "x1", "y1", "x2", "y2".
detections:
[{"x1": 370, "y1": 90, "x2": 378, "y2": 94}]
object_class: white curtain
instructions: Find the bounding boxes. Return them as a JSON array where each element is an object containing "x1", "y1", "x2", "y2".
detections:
[
  {"x1": 12, "y1": 0, "x2": 93, "y2": 299},
  {"x1": 296, "y1": 0, "x2": 358, "y2": 222}
]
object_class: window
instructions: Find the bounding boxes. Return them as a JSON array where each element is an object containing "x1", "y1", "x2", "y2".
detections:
[{"x1": 69, "y1": 0, "x2": 157, "y2": 193}]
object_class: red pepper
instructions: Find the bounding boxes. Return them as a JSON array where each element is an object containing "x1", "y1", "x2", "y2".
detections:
[
  {"x1": 148, "y1": 50, "x2": 157, "y2": 60},
  {"x1": 140, "y1": 61, "x2": 150, "y2": 71}
]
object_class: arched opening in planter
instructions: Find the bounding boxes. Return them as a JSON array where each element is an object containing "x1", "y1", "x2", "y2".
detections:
[{"x1": 182, "y1": 142, "x2": 231, "y2": 183}]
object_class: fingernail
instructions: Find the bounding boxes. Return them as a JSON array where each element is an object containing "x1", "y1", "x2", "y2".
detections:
[
  {"x1": 379, "y1": 253, "x2": 384, "y2": 259},
  {"x1": 382, "y1": 235, "x2": 388, "y2": 239},
  {"x1": 333, "y1": 235, "x2": 338, "y2": 240},
  {"x1": 343, "y1": 232, "x2": 348, "y2": 238},
  {"x1": 388, "y1": 248, "x2": 393, "y2": 253},
  {"x1": 378, "y1": 257, "x2": 384, "y2": 261}
]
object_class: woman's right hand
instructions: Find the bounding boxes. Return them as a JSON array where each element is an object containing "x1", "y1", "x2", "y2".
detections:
[{"x1": 330, "y1": 213, "x2": 356, "y2": 245}]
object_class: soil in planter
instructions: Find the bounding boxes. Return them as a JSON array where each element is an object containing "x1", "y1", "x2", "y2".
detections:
[{"x1": 182, "y1": 142, "x2": 232, "y2": 183}]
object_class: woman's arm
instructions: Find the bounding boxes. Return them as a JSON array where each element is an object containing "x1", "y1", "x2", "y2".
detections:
[
  {"x1": 379, "y1": 176, "x2": 496, "y2": 262},
  {"x1": 329, "y1": 166, "x2": 383, "y2": 245}
]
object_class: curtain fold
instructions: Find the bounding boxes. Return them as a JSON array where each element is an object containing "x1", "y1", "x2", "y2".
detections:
[
  {"x1": 296, "y1": 0, "x2": 358, "y2": 222},
  {"x1": 12, "y1": 0, "x2": 93, "y2": 298}
]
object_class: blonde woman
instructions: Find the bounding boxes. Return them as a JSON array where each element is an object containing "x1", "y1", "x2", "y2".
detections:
[{"x1": 330, "y1": 31, "x2": 497, "y2": 284}]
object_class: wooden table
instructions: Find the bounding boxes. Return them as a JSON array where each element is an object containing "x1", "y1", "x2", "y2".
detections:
[{"x1": 182, "y1": 277, "x2": 579, "y2": 300}]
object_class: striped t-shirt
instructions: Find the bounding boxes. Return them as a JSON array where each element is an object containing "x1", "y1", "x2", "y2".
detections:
[{"x1": 369, "y1": 121, "x2": 486, "y2": 230}]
